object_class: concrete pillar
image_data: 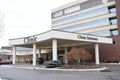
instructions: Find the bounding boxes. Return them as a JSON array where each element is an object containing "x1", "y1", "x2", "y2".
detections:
[
  {"x1": 38, "y1": 49, "x2": 41, "y2": 58},
  {"x1": 64, "y1": 47, "x2": 68, "y2": 63},
  {"x1": 33, "y1": 44, "x2": 37, "y2": 66},
  {"x1": 12, "y1": 46, "x2": 16, "y2": 65},
  {"x1": 52, "y1": 39, "x2": 57, "y2": 61},
  {"x1": 95, "y1": 43, "x2": 100, "y2": 64}
]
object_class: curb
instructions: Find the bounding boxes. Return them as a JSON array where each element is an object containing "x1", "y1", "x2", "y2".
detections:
[
  {"x1": 14, "y1": 66, "x2": 109, "y2": 72},
  {"x1": 0, "y1": 65, "x2": 110, "y2": 72}
]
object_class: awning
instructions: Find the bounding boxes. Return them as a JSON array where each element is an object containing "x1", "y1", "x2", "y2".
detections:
[{"x1": 9, "y1": 29, "x2": 113, "y2": 48}]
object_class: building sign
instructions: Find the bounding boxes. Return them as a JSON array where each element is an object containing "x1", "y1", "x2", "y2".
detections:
[
  {"x1": 77, "y1": 35, "x2": 98, "y2": 41},
  {"x1": 24, "y1": 36, "x2": 37, "y2": 43}
]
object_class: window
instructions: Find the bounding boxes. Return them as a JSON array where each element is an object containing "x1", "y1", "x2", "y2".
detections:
[
  {"x1": 110, "y1": 29, "x2": 118, "y2": 36},
  {"x1": 89, "y1": 30, "x2": 111, "y2": 36},
  {"x1": 59, "y1": 18, "x2": 109, "y2": 31},
  {"x1": 109, "y1": 17, "x2": 117, "y2": 25},
  {"x1": 109, "y1": 8, "x2": 116, "y2": 13},
  {"x1": 108, "y1": 5, "x2": 116, "y2": 13},
  {"x1": 52, "y1": 10, "x2": 63, "y2": 18},
  {"x1": 64, "y1": 5, "x2": 80, "y2": 14},
  {"x1": 110, "y1": 19, "x2": 117, "y2": 25},
  {"x1": 52, "y1": 7, "x2": 108, "y2": 24}
]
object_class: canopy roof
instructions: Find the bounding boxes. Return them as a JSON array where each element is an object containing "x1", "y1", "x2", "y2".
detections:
[{"x1": 9, "y1": 29, "x2": 113, "y2": 48}]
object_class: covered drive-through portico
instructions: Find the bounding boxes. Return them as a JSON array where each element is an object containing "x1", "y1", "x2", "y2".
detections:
[{"x1": 9, "y1": 30, "x2": 113, "y2": 66}]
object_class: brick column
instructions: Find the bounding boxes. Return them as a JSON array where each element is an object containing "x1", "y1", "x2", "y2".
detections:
[{"x1": 115, "y1": 0, "x2": 120, "y2": 35}]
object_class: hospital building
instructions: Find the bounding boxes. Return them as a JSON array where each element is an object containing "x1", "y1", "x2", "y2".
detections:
[{"x1": 9, "y1": 0, "x2": 120, "y2": 65}]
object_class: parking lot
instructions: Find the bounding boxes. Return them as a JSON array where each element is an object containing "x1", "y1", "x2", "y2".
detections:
[{"x1": 0, "y1": 64, "x2": 120, "y2": 80}]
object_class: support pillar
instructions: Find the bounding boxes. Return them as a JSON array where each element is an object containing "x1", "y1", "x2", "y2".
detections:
[
  {"x1": 38, "y1": 49, "x2": 41, "y2": 58},
  {"x1": 95, "y1": 43, "x2": 100, "y2": 64},
  {"x1": 12, "y1": 46, "x2": 16, "y2": 65},
  {"x1": 33, "y1": 44, "x2": 37, "y2": 66},
  {"x1": 52, "y1": 39, "x2": 57, "y2": 61},
  {"x1": 64, "y1": 47, "x2": 68, "y2": 64}
]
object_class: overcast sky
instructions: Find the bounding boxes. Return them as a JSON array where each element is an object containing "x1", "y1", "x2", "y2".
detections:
[{"x1": 0, "y1": 0, "x2": 75, "y2": 47}]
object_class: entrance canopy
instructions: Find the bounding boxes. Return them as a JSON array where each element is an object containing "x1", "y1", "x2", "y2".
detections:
[
  {"x1": 9, "y1": 29, "x2": 113, "y2": 48},
  {"x1": 9, "y1": 29, "x2": 113, "y2": 65}
]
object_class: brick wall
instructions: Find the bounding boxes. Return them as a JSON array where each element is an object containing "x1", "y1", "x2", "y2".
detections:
[
  {"x1": 75, "y1": 35, "x2": 120, "y2": 62},
  {"x1": 115, "y1": 0, "x2": 120, "y2": 35},
  {"x1": 99, "y1": 36, "x2": 120, "y2": 62}
]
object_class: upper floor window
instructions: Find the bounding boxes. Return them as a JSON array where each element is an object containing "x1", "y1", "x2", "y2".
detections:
[
  {"x1": 64, "y1": 5, "x2": 80, "y2": 14},
  {"x1": 52, "y1": 7, "x2": 108, "y2": 24},
  {"x1": 110, "y1": 29, "x2": 118, "y2": 36},
  {"x1": 108, "y1": 5, "x2": 116, "y2": 13},
  {"x1": 109, "y1": 8, "x2": 116, "y2": 13},
  {"x1": 52, "y1": 10, "x2": 63, "y2": 18},
  {"x1": 109, "y1": 17, "x2": 117, "y2": 25}
]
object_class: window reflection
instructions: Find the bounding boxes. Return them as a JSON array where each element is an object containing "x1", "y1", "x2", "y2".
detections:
[
  {"x1": 52, "y1": 10, "x2": 63, "y2": 18},
  {"x1": 64, "y1": 5, "x2": 80, "y2": 14},
  {"x1": 109, "y1": 18, "x2": 117, "y2": 25},
  {"x1": 52, "y1": 7, "x2": 108, "y2": 24},
  {"x1": 110, "y1": 29, "x2": 118, "y2": 36},
  {"x1": 109, "y1": 8, "x2": 116, "y2": 13},
  {"x1": 59, "y1": 18, "x2": 109, "y2": 30},
  {"x1": 89, "y1": 30, "x2": 110, "y2": 36},
  {"x1": 89, "y1": 29, "x2": 118, "y2": 36}
]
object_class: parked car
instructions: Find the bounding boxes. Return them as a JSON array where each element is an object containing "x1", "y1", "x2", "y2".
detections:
[
  {"x1": 29, "y1": 58, "x2": 44, "y2": 64},
  {"x1": 44, "y1": 60, "x2": 62, "y2": 68},
  {"x1": 0, "y1": 60, "x2": 12, "y2": 65}
]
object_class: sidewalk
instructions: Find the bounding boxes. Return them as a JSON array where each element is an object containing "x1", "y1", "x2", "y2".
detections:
[
  {"x1": 0, "y1": 63, "x2": 111, "y2": 72},
  {"x1": 0, "y1": 78, "x2": 8, "y2": 80}
]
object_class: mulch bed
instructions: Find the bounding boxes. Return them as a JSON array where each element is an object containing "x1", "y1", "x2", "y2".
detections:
[{"x1": 61, "y1": 64, "x2": 103, "y2": 69}]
